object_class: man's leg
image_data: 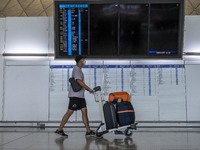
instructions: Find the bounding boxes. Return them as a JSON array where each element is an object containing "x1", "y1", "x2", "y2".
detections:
[
  {"x1": 58, "y1": 109, "x2": 74, "y2": 130},
  {"x1": 81, "y1": 107, "x2": 91, "y2": 132}
]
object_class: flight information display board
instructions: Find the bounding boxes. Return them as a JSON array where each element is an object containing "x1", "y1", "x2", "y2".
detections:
[
  {"x1": 56, "y1": 4, "x2": 88, "y2": 57},
  {"x1": 54, "y1": 0, "x2": 184, "y2": 59}
]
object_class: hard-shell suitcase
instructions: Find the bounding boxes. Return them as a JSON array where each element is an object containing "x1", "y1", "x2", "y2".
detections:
[
  {"x1": 116, "y1": 101, "x2": 135, "y2": 126},
  {"x1": 103, "y1": 101, "x2": 118, "y2": 130},
  {"x1": 109, "y1": 92, "x2": 131, "y2": 103}
]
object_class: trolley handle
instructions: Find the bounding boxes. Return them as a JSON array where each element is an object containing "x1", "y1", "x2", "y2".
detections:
[
  {"x1": 93, "y1": 86, "x2": 103, "y2": 102},
  {"x1": 93, "y1": 86, "x2": 101, "y2": 92}
]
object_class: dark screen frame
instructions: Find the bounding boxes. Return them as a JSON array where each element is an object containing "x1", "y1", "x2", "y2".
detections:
[{"x1": 54, "y1": 0, "x2": 184, "y2": 59}]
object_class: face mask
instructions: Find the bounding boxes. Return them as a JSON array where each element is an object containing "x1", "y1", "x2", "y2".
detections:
[{"x1": 82, "y1": 60, "x2": 86, "y2": 65}]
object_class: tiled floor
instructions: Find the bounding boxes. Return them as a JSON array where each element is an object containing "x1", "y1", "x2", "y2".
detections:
[{"x1": 0, "y1": 128, "x2": 200, "y2": 150}]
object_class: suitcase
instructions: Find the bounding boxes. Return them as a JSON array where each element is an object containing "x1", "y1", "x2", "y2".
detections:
[
  {"x1": 109, "y1": 92, "x2": 131, "y2": 103},
  {"x1": 116, "y1": 101, "x2": 135, "y2": 126},
  {"x1": 103, "y1": 101, "x2": 118, "y2": 130}
]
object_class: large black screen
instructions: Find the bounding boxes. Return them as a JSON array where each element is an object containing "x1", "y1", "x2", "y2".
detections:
[
  {"x1": 54, "y1": 0, "x2": 184, "y2": 59},
  {"x1": 149, "y1": 3, "x2": 180, "y2": 56},
  {"x1": 119, "y1": 4, "x2": 149, "y2": 55},
  {"x1": 90, "y1": 4, "x2": 118, "y2": 55}
]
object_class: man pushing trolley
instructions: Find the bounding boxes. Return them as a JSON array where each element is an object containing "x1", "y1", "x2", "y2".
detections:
[{"x1": 93, "y1": 86, "x2": 138, "y2": 137}]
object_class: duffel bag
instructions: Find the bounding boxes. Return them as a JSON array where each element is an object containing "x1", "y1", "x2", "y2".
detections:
[
  {"x1": 116, "y1": 101, "x2": 135, "y2": 126},
  {"x1": 109, "y1": 92, "x2": 131, "y2": 103}
]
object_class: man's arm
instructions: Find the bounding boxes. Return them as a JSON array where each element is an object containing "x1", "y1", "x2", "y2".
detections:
[{"x1": 76, "y1": 79, "x2": 93, "y2": 93}]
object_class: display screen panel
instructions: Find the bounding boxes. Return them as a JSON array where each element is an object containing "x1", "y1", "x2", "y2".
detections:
[
  {"x1": 149, "y1": 3, "x2": 180, "y2": 56},
  {"x1": 119, "y1": 4, "x2": 149, "y2": 55},
  {"x1": 55, "y1": 3, "x2": 88, "y2": 58},
  {"x1": 90, "y1": 4, "x2": 118, "y2": 55}
]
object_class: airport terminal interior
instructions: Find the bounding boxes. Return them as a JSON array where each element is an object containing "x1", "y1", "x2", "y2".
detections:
[{"x1": 1, "y1": 0, "x2": 200, "y2": 150}]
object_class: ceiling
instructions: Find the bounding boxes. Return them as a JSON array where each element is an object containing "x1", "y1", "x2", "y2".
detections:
[
  {"x1": 0, "y1": 0, "x2": 199, "y2": 17},
  {"x1": 0, "y1": 0, "x2": 54, "y2": 17}
]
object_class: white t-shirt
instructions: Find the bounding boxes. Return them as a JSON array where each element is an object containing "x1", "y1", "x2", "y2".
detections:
[{"x1": 68, "y1": 65, "x2": 85, "y2": 98}]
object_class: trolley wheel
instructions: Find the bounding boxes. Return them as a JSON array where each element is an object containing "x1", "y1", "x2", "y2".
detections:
[
  {"x1": 124, "y1": 128, "x2": 133, "y2": 137},
  {"x1": 96, "y1": 132, "x2": 103, "y2": 138}
]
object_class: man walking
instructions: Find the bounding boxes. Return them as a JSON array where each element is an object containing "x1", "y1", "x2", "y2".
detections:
[{"x1": 55, "y1": 55, "x2": 95, "y2": 137}]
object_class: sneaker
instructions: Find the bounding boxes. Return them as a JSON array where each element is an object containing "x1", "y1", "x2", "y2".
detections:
[
  {"x1": 85, "y1": 130, "x2": 96, "y2": 137},
  {"x1": 55, "y1": 129, "x2": 68, "y2": 137}
]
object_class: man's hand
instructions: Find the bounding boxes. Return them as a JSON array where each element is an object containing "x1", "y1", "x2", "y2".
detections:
[
  {"x1": 85, "y1": 88, "x2": 93, "y2": 93},
  {"x1": 88, "y1": 89, "x2": 93, "y2": 94}
]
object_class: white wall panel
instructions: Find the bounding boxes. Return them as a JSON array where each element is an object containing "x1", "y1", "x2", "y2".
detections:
[
  {"x1": 159, "y1": 85, "x2": 186, "y2": 121},
  {"x1": 184, "y1": 16, "x2": 200, "y2": 53},
  {"x1": 4, "y1": 64, "x2": 49, "y2": 121},
  {"x1": 0, "y1": 55, "x2": 4, "y2": 120},
  {"x1": 5, "y1": 17, "x2": 49, "y2": 54},
  {"x1": 133, "y1": 96, "x2": 159, "y2": 121},
  {"x1": 49, "y1": 17, "x2": 54, "y2": 53},
  {"x1": 0, "y1": 31, "x2": 5, "y2": 54},
  {"x1": 185, "y1": 64, "x2": 200, "y2": 121},
  {"x1": 0, "y1": 18, "x2": 5, "y2": 54},
  {"x1": 0, "y1": 18, "x2": 5, "y2": 29},
  {"x1": 0, "y1": 18, "x2": 5, "y2": 120}
]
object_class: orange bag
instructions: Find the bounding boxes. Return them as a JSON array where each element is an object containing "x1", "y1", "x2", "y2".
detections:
[{"x1": 108, "y1": 92, "x2": 131, "y2": 102}]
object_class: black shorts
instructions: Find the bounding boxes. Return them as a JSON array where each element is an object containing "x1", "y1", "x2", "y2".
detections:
[{"x1": 68, "y1": 97, "x2": 87, "y2": 111}]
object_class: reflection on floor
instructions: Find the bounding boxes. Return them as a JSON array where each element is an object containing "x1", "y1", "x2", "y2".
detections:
[{"x1": 0, "y1": 128, "x2": 200, "y2": 150}]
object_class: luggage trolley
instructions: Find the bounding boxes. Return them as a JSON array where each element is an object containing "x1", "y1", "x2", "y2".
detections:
[{"x1": 93, "y1": 86, "x2": 138, "y2": 137}]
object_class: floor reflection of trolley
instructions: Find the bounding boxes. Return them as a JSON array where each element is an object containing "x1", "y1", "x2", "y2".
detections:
[{"x1": 93, "y1": 86, "x2": 138, "y2": 137}]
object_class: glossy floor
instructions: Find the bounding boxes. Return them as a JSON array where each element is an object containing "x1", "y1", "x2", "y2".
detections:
[{"x1": 0, "y1": 128, "x2": 200, "y2": 150}]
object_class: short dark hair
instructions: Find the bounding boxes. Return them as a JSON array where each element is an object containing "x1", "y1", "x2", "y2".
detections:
[{"x1": 74, "y1": 55, "x2": 87, "y2": 63}]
